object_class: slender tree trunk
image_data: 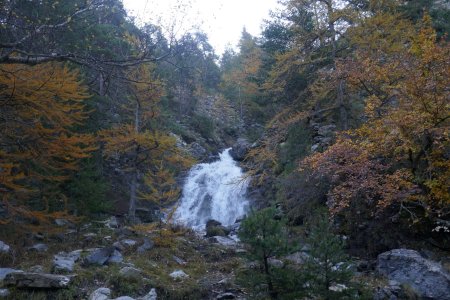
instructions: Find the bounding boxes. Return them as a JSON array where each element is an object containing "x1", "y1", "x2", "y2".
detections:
[
  {"x1": 263, "y1": 255, "x2": 277, "y2": 299},
  {"x1": 129, "y1": 170, "x2": 138, "y2": 223},
  {"x1": 128, "y1": 100, "x2": 141, "y2": 223},
  {"x1": 238, "y1": 84, "x2": 243, "y2": 122},
  {"x1": 338, "y1": 80, "x2": 348, "y2": 130},
  {"x1": 99, "y1": 72, "x2": 105, "y2": 96}
]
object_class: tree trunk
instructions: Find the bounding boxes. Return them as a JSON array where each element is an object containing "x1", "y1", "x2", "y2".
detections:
[
  {"x1": 99, "y1": 72, "x2": 105, "y2": 96},
  {"x1": 263, "y1": 255, "x2": 277, "y2": 299},
  {"x1": 128, "y1": 170, "x2": 138, "y2": 223},
  {"x1": 128, "y1": 99, "x2": 141, "y2": 223},
  {"x1": 338, "y1": 80, "x2": 348, "y2": 130}
]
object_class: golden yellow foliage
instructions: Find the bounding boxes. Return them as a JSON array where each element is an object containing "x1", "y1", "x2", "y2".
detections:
[{"x1": 0, "y1": 62, "x2": 95, "y2": 223}]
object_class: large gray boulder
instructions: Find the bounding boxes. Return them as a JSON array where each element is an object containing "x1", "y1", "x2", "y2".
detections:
[
  {"x1": 4, "y1": 272, "x2": 72, "y2": 288},
  {"x1": 229, "y1": 138, "x2": 250, "y2": 161},
  {"x1": 377, "y1": 249, "x2": 450, "y2": 300}
]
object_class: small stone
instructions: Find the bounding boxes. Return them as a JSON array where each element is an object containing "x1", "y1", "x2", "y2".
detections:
[
  {"x1": 140, "y1": 288, "x2": 157, "y2": 300},
  {"x1": 55, "y1": 219, "x2": 71, "y2": 226},
  {"x1": 268, "y1": 258, "x2": 284, "y2": 268},
  {"x1": 113, "y1": 297, "x2": 135, "y2": 300},
  {"x1": 113, "y1": 241, "x2": 125, "y2": 251},
  {"x1": 210, "y1": 236, "x2": 237, "y2": 248},
  {"x1": 119, "y1": 267, "x2": 142, "y2": 280},
  {"x1": 169, "y1": 270, "x2": 188, "y2": 280},
  {"x1": 285, "y1": 251, "x2": 309, "y2": 265},
  {"x1": 329, "y1": 283, "x2": 348, "y2": 292},
  {"x1": 216, "y1": 292, "x2": 236, "y2": 300},
  {"x1": 34, "y1": 233, "x2": 45, "y2": 240},
  {"x1": 85, "y1": 247, "x2": 115, "y2": 266},
  {"x1": 28, "y1": 265, "x2": 44, "y2": 273},
  {"x1": 108, "y1": 250, "x2": 123, "y2": 264},
  {"x1": 28, "y1": 243, "x2": 48, "y2": 252},
  {"x1": 89, "y1": 287, "x2": 111, "y2": 300},
  {"x1": 0, "y1": 289, "x2": 9, "y2": 297},
  {"x1": 121, "y1": 239, "x2": 138, "y2": 247},
  {"x1": 173, "y1": 256, "x2": 187, "y2": 266},
  {"x1": 0, "y1": 241, "x2": 10, "y2": 254},
  {"x1": 53, "y1": 251, "x2": 81, "y2": 273},
  {"x1": 137, "y1": 238, "x2": 154, "y2": 253},
  {"x1": 105, "y1": 216, "x2": 119, "y2": 229}
]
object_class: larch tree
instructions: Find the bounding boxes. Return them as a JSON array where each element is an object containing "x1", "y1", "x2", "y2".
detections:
[
  {"x1": 100, "y1": 62, "x2": 191, "y2": 223},
  {"x1": 0, "y1": 62, "x2": 95, "y2": 224}
]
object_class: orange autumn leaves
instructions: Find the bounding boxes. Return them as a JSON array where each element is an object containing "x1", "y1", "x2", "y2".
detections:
[
  {"x1": 304, "y1": 14, "x2": 449, "y2": 218},
  {"x1": 0, "y1": 63, "x2": 95, "y2": 222}
]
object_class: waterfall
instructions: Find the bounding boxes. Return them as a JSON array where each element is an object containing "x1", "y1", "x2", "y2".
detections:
[{"x1": 174, "y1": 148, "x2": 249, "y2": 230}]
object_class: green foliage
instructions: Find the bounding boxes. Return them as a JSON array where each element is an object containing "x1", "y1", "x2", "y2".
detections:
[
  {"x1": 238, "y1": 207, "x2": 292, "y2": 298},
  {"x1": 278, "y1": 122, "x2": 313, "y2": 173},
  {"x1": 302, "y1": 211, "x2": 359, "y2": 300},
  {"x1": 239, "y1": 207, "x2": 290, "y2": 261},
  {"x1": 66, "y1": 158, "x2": 110, "y2": 215},
  {"x1": 189, "y1": 114, "x2": 215, "y2": 140}
]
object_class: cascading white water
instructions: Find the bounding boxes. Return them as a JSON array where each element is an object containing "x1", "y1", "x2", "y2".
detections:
[{"x1": 174, "y1": 148, "x2": 249, "y2": 229}]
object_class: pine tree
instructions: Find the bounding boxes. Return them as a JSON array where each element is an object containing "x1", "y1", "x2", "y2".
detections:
[
  {"x1": 238, "y1": 207, "x2": 291, "y2": 299},
  {"x1": 302, "y1": 212, "x2": 357, "y2": 300}
]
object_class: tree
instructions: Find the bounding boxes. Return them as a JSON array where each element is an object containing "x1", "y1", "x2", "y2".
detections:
[
  {"x1": 303, "y1": 13, "x2": 449, "y2": 251},
  {"x1": 140, "y1": 162, "x2": 181, "y2": 227},
  {"x1": 302, "y1": 212, "x2": 357, "y2": 300},
  {"x1": 0, "y1": 0, "x2": 165, "y2": 68},
  {"x1": 221, "y1": 29, "x2": 264, "y2": 123},
  {"x1": 0, "y1": 62, "x2": 95, "y2": 224},
  {"x1": 100, "y1": 63, "x2": 191, "y2": 222},
  {"x1": 238, "y1": 207, "x2": 291, "y2": 299}
]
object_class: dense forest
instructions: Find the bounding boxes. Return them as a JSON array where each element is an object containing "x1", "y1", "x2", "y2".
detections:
[{"x1": 0, "y1": 0, "x2": 449, "y2": 299}]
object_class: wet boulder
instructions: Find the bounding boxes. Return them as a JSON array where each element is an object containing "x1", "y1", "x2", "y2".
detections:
[
  {"x1": 205, "y1": 220, "x2": 230, "y2": 237},
  {"x1": 229, "y1": 138, "x2": 250, "y2": 161}
]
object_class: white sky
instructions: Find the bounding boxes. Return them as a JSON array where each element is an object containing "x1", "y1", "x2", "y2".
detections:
[{"x1": 121, "y1": 0, "x2": 280, "y2": 55}]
